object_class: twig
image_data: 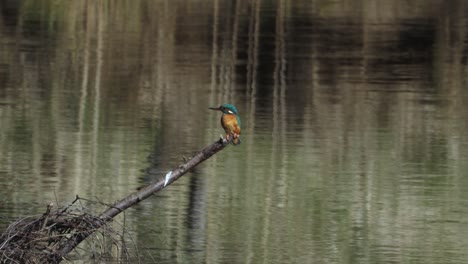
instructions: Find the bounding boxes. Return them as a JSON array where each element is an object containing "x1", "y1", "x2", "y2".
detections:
[{"x1": 41, "y1": 203, "x2": 54, "y2": 231}]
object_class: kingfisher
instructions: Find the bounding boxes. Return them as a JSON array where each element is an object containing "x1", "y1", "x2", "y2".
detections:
[{"x1": 209, "y1": 103, "x2": 241, "y2": 145}]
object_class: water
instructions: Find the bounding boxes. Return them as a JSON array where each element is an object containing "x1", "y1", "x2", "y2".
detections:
[{"x1": 1, "y1": 0, "x2": 468, "y2": 263}]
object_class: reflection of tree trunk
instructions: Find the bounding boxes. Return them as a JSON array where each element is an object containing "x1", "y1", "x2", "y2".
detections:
[
  {"x1": 277, "y1": 0, "x2": 288, "y2": 207},
  {"x1": 211, "y1": 0, "x2": 240, "y2": 104},
  {"x1": 75, "y1": 2, "x2": 92, "y2": 195},
  {"x1": 246, "y1": 0, "x2": 261, "y2": 130},
  {"x1": 186, "y1": 172, "x2": 206, "y2": 260},
  {"x1": 90, "y1": 1, "x2": 105, "y2": 196},
  {"x1": 261, "y1": 0, "x2": 288, "y2": 260},
  {"x1": 244, "y1": 0, "x2": 261, "y2": 260},
  {"x1": 210, "y1": 0, "x2": 220, "y2": 109},
  {"x1": 229, "y1": 0, "x2": 242, "y2": 103}
]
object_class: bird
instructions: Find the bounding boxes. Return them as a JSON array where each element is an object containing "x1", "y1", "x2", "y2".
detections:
[{"x1": 209, "y1": 103, "x2": 241, "y2": 145}]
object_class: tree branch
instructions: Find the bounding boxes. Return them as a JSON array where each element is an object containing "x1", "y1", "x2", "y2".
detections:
[{"x1": 52, "y1": 137, "x2": 229, "y2": 262}]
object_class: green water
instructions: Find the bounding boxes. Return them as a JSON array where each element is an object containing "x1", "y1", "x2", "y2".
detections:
[{"x1": 1, "y1": 1, "x2": 468, "y2": 263}]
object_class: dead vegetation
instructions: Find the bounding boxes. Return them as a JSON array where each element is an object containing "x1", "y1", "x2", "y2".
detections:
[{"x1": 0, "y1": 197, "x2": 135, "y2": 263}]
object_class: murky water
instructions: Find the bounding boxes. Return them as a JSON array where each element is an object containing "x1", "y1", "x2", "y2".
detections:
[{"x1": 1, "y1": 0, "x2": 468, "y2": 263}]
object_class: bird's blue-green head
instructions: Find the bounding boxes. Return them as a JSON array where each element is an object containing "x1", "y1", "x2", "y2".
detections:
[{"x1": 209, "y1": 103, "x2": 239, "y2": 115}]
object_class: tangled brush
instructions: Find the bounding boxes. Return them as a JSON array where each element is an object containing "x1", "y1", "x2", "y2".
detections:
[{"x1": 0, "y1": 197, "x2": 132, "y2": 263}]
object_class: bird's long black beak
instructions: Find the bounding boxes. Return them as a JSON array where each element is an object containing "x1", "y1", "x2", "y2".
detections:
[{"x1": 209, "y1": 107, "x2": 221, "y2": 111}]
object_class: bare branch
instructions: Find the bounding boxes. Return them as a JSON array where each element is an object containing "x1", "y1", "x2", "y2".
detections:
[{"x1": 50, "y1": 138, "x2": 229, "y2": 262}]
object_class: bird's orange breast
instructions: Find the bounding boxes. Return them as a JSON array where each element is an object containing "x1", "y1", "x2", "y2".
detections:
[{"x1": 221, "y1": 114, "x2": 241, "y2": 135}]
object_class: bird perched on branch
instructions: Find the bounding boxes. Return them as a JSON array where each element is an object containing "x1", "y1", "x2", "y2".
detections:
[{"x1": 209, "y1": 103, "x2": 241, "y2": 145}]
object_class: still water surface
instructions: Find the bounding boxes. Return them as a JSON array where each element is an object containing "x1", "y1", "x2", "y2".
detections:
[{"x1": 1, "y1": 1, "x2": 468, "y2": 263}]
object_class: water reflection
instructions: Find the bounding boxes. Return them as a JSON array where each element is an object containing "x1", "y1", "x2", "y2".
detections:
[{"x1": 1, "y1": 0, "x2": 468, "y2": 263}]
